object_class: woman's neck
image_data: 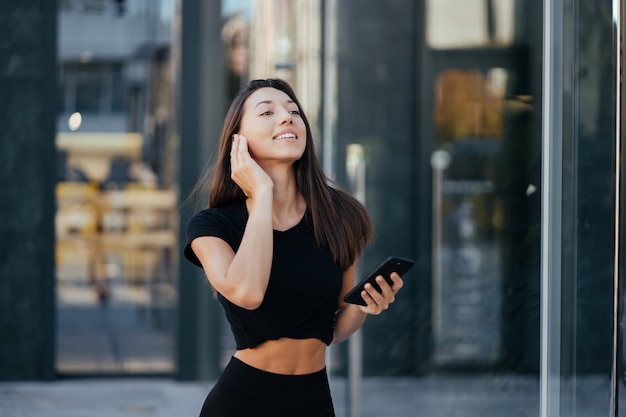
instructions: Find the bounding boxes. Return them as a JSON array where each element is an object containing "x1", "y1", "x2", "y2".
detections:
[{"x1": 264, "y1": 166, "x2": 306, "y2": 229}]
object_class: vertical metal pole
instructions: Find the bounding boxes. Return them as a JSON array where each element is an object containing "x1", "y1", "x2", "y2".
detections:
[
  {"x1": 347, "y1": 277, "x2": 363, "y2": 417},
  {"x1": 430, "y1": 150, "x2": 451, "y2": 358},
  {"x1": 541, "y1": 0, "x2": 564, "y2": 416},
  {"x1": 346, "y1": 144, "x2": 366, "y2": 417},
  {"x1": 610, "y1": 0, "x2": 622, "y2": 414}
]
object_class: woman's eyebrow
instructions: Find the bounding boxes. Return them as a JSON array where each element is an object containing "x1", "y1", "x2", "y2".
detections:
[
  {"x1": 254, "y1": 100, "x2": 272, "y2": 108},
  {"x1": 254, "y1": 99, "x2": 294, "y2": 108}
]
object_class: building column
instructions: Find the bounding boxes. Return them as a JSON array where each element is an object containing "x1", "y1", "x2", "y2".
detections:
[
  {"x1": 176, "y1": 0, "x2": 225, "y2": 381},
  {"x1": 0, "y1": 0, "x2": 57, "y2": 380}
]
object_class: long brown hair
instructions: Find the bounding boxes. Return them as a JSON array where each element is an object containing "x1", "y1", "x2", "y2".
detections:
[{"x1": 187, "y1": 79, "x2": 373, "y2": 270}]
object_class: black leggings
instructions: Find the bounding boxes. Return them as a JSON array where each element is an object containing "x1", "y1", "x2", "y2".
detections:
[{"x1": 199, "y1": 356, "x2": 335, "y2": 417}]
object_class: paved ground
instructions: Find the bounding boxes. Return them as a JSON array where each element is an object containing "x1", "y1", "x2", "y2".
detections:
[
  {"x1": 11, "y1": 290, "x2": 615, "y2": 416},
  {"x1": 10, "y1": 283, "x2": 612, "y2": 416},
  {"x1": 0, "y1": 374, "x2": 614, "y2": 417}
]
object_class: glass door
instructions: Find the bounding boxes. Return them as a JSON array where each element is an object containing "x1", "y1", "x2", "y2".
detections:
[
  {"x1": 55, "y1": 0, "x2": 178, "y2": 374},
  {"x1": 425, "y1": 0, "x2": 541, "y2": 371},
  {"x1": 418, "y1": 1, "x2": 542, "y2": 414}
]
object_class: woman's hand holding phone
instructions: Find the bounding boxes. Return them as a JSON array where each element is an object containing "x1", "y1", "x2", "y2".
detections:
[
  {"x1": 357, "y1": 272, "x2": 403, "y2": 315},
  {"x1": 343, "y1": 256, "x2": 414, "y2": 310}
]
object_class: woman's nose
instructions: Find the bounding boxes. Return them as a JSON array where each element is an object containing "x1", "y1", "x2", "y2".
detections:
[{"x1": 279, "y1": 109, "x2": 293, "y2": 124}]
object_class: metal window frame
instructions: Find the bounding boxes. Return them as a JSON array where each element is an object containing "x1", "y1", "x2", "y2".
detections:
[
  {"x1": 540, "y1": 0, "x2": 564, "y2": 416},
  {"x1": 611, "y1": 0, "x2": 623, "y2": 414},
  {"x1": 543, "y1": 0, "x2": 623, "y2": 416}
]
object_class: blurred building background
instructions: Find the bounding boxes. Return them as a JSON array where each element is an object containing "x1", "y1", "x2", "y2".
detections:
[{"x1": 0, "y1": 0, "x2": 623, "y2": 416}]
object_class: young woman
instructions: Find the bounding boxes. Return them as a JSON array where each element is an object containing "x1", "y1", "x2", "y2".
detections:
[{"x1": 184, "y1": 78, "x2": 403, "y2": 417}]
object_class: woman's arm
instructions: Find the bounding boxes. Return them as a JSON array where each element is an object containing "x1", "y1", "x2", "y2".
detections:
[
  {"x1": 332, "y1": 262, "x2": 404, "y2": 344},
  {"x1": 191, "y1": 135, "x2": 274, "y2": 310},
  {"x1": 190, "y1": 194, "x2": 272, "y2": 309}
]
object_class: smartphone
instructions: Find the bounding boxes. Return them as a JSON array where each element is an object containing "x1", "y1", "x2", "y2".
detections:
[{"x1": 343, "y1": 256, "x2": 415, "y2": 306}]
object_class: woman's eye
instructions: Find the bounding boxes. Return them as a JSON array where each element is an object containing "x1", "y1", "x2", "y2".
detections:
[
  {"x1": 289, "y1": 110, "x2": 300, "y2": 115},
  {"x1": 260, "y1": 110, "x2": 272, "y2": 116}
]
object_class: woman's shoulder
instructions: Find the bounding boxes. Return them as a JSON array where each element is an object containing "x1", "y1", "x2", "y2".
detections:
[
  {"x1": 184, "y1": 201, "x2": 248, "y2": 258},
  {"x1": 189, "y1": 201, "x2": 247, "y2": 225},
  {"x1": 184, "y1": 202, "x2": 247, "y2": 268},
  {"x1": 195, "y1": 200, "x2": 247, "y2": 216}
]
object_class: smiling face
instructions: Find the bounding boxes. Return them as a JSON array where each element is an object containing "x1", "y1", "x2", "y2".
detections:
[{"x1": 238, "y1": 87, "x2": 307, "y2": 165}]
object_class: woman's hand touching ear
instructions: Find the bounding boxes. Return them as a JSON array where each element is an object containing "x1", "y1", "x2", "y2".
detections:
[{"x1": 230, "y1": 134, "x2": 274, "y2": 198}]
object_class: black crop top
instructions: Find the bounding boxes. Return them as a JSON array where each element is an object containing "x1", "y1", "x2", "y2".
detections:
[{"x1": 184, "y1": 202, "x2": 343, "y2": 349}]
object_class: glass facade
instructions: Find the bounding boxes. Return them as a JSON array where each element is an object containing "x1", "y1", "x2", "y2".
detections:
[{"x1": 44, "y1": 0, "x2": 621, "y2": 415}]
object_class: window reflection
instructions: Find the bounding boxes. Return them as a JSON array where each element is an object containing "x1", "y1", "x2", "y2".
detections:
[
  {"x1": 232, "y1": 0, "x2": 322, "y2": 132},
  {"x1": 432, "y1": 70, "x2": 507, "y2": 366},
  {"x1": 435, "y1": 69, "x2": 507, "y2": 143},
  {"x1": 427, "y1": 0, "x2": 516, "y2": 48}
]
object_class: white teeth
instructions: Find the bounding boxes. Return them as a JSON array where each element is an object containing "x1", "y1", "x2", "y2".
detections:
[{"x1": 274, "y1": 133, "x2": 296, "y2": 140}]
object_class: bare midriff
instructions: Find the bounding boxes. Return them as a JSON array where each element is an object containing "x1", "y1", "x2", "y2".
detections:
[{"x1": 234, "y1": 338, "x2": 327, "y2": 375}]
